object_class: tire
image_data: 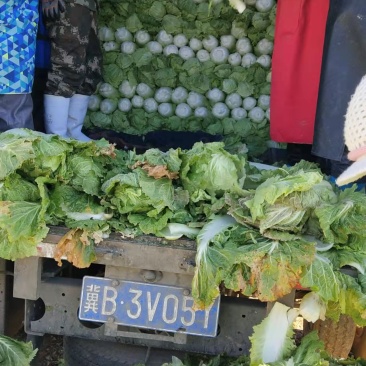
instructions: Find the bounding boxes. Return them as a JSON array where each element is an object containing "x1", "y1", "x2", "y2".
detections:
[
  {"x1": 63, "y1": 336, "x2": 187, "y2": 366},
  {"x1": 305, "y1": 315, "x2": 356, "y2": 358}
]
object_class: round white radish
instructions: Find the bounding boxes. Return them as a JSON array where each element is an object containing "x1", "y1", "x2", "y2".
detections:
[
  {"x1": 187, "y1": 92, "x2": 205, "y2": 109},
  {"x1": 179, "y1": 46, "x2": 195, "y2": 60},
  {"x1": 249, "y1": 106, "x2": 265, "y2": 122},
  {"x1": 118, "y1": 98, "x2": 132, "y2": 112},
  {"x1": 189, "y1": 38, "x2": 203, "y2": 51},
  {"x1": 243, "y1": 97, "x2": 256, "y2": 111},
  {"x1": 212, "y1": 102, "x2": 230, "y2": 119},
  {"x1": 103, "y1": 41, "x2": 118, "y2": 52},
  {"x1": 211, "y1": 46, "x2": 229, "y2": 64},
  {"x1": 196, "y1": 49, "x2": 210, "y2": 62},
  {"x1": 173, "y1": 34, "x2": 188, "y2": 48},
  {"x1": 241, "y1": 53, "x2": 257, "y2": 68},
  {"x1": 202, "y1": 35, "x2": 219, "y2": 52},
  {"x1": 228, "y1": 52, "x2": 242, "y2": 66},
  {"x1": 115, "y1": 27, "x2": 132, "y2": 42},
  {"x1": 119, "y1": 80, "x2": 136, "y2": 98},
  {"x1": 154, "y1": 87, "x2": 172, "y2": 103},
  {"x1": 163, "y1": 44, "x2": 179, "y2": 56},
  {"x1": 143, "y1": 98, "x2": 158, "y2": 113},
  {"x1": 136, "y1": 83, "x2": 154, "y2": 98},
  {"x1": 156, "y1": 30, "x2": 173, "y2": 46},
  {"x1": 172, "y1": 87, "x2": 188, "y2": 104},
  {"x1": 121, "y1": 41, "x2": 136, "y2": 55},
  {"x1": 256, "y1": 0, "x2": 275, "y2": 12},
  {"x1": 236, "y1": 38, "x2": 252, "y2": 55},
  {"x1": 220, "y1": 35, "x2": 236, "y2": 50},
  {"x1": 158, "y1": 103, "x2": 174, "y2": 117},
  {"x1": 131, "y1": 95, "x2": 144, "y2": 108},
  {"x1": 257, "y1": 54, "x2": 272, "y2": 68},
  {"x1": 147, "y1": 41, "x2": 163, "y2": 54},
  {"x1": 231, "y1": 107, "x2": 247, "y2": 120},
  {"x1": 206, "y1": 88, "x2": 225, "y2": 103},
  {"x1": 175, "y1": 103, "x2": 192, "y2": 118},
  {"x1": 135, "y1": 30, "x2": 151, "y2": 46},
  {"x1": 88, "y1": 95, "x2": 101, "y2": 111},
  {"x1": 258, "y1": 95, "x2": 270, "y2": 110},
  {"x1": 226, "y1": 93, "x2": 242, "y2": 109},
  {"x1": 195, "y1": 106, "x2": 209, "y2": 118}
]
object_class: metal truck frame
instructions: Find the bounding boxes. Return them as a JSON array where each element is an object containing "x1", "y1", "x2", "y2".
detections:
[{"x1": 6, "y1": 226, "x2": 269, "y2": 363}]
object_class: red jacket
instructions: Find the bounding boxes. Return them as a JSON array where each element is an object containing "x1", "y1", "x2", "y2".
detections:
[{"x1": 270, "y1": 0, "x2": 330, "y2": 144}]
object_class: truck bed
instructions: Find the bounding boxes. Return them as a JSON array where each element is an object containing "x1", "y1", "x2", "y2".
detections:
[{"x1": 36, "y1": 226, "x2": 197, "y2": 275}]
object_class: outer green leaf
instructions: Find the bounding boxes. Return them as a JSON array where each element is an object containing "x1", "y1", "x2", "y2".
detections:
[
  {"x1": 243, "y1": 239, "x2": 316, "y2": 302},
  {"x1": 180, "y1": 142, "x2": 246, "y2": 198},
  {"x1": 48, "y1": 184, "x2": 108, "y2": 225},
  {"x1": 315, "y1": 186, "x2": 366, "y2": 245},
  {"x1": 300, "y1": 255, "x2": 340, "y2": 302},
  {"x1": 0, "y1": 135, "x2": 34, "y2": 180},
  {"x1": 0, "y1": 201, "x2": 45, "y2": 241},
  {"x1": 134, "y1": 148, "x2": 182, "y2": 173},
  {"x1": 67, "y1": 154, "x2": 104, "y2": 196},
  {"x1": 291, "y1": 331, "x2": 325, "y2": 365},
  {"x1": 333, "y1": 272, "x2": 366, "y2": 326},
  {"x1": 0, "y1": 228, "x2": 38, "y2": 260},
  {"x1": 133, "y1": 48, "x2": 153, "y2": 68},
  {"x1": 128, "y1": 209, "x2": 173, "y2": 235},
  {"x1": 0, "y1": 334, "x2": 37, "y2": 366},
  {"x1": 137, "y1": 169, "x2": 175, "y2": 211},
  {"x1": 0, "y1": 174, "x2": 40, "y2": 202},
  {"x1": 245, "y1": 171, "x2": 323, "y2": 221}
]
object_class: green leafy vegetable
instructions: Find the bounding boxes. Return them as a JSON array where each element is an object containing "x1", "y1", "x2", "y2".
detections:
[
  {"x1": 249, "y1": 302, "x2": 298, "y2": 365},
  {"x1": 0, "y1": 335, "x2": 37, "y2": 366}
]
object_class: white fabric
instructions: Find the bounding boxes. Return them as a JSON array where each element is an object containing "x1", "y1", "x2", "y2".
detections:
[
  {"x1": 344, "y1": 75, "x2": 366, "y2": 152},
  {"x1": 336, "y1": 156, "x2": 366, "y2": 186},
  {"x1": 337, "y1": 75, "x2": 366, "y2": 186},
  {"x1": 67, "y1": 94, "x2": 91, "y2": 142},
  {"x1": 44, "y1": 94, "x2": 70, "y2": 137}
]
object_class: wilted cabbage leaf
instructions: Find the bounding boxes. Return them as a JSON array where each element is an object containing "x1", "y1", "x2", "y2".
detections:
[{"x1": 54, "y1": 229, "x2": 98, "y2": 268}]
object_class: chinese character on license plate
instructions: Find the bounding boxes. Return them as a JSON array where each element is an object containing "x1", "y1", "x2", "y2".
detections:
[{"x1": 79, "y1": 276, "x2": 220, "y2": 337}]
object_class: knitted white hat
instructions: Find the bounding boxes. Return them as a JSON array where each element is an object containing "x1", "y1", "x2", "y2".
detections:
[{"x1": 336, "y1": 75, "x2": 366, "y2": 186}]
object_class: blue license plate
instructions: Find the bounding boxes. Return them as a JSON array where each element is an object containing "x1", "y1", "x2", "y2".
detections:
[{"x1": 79, "y1": 276, "x2": 220, "y2": 337}]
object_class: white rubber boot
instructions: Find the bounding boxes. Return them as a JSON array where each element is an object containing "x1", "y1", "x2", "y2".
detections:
[
  {"x1": 67, "y1": 94, "x2": 91, "y2": 142},
  {"x1": 44, "y1": 94, "x2": 70, "y2": 137}
]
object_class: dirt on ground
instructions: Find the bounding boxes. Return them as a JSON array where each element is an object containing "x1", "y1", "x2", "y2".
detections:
[{"x1": 34, "y1": 334, "x2": 64, "y2": 366}]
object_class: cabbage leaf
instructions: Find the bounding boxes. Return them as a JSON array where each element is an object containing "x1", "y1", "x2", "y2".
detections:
[{"x1": 0, "y1": 335, "x2": 37, "y2": 366}]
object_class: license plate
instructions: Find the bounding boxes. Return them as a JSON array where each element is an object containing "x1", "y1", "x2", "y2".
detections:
[{"x1": 79, "y1": 276, "x2": 220, "y2": 337}]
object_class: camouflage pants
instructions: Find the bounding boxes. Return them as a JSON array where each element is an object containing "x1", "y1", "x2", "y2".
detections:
[{"x1": 45, "y1": 3, "x2": 102, "y2": 97}]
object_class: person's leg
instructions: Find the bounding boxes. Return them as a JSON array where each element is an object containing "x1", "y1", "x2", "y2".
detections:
[
  {"x1": 31, "y1": 68, "x2": 48, "y2": 132},
  {"x1": 67, "y1": 94, "x2": 91, "y2": 141},
  {"x1": 67, "y1": 9, "x2": 102, "y2": 141},
  {"x1": 43, "y1": 4, "x2": 91, "y2": 138},
  {"x1": 43, "y1": 95, "x2": 70, "y2": 136},
  {"x1": 44, "y1": 3, "x2": 90, "y2": 97},
  {"x1": 0, "y1": 94, "x2": 34, "y2": 131}
]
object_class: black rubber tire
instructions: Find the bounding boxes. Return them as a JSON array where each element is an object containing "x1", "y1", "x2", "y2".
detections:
[
  {"x1": 63, "y1": 336, "x2": 187, "y2": 366},
  {"x1": 305, "y1": 315, "x2": 356, "y2": 358}
]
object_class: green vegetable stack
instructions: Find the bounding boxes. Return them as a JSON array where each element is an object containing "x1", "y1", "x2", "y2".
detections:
[
  {"x1": 87, "y1": 0, "x2": 275, "y2": 157},
  {"x1": 2, "y1": 129, "x2": 366, "y2": 337}
]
